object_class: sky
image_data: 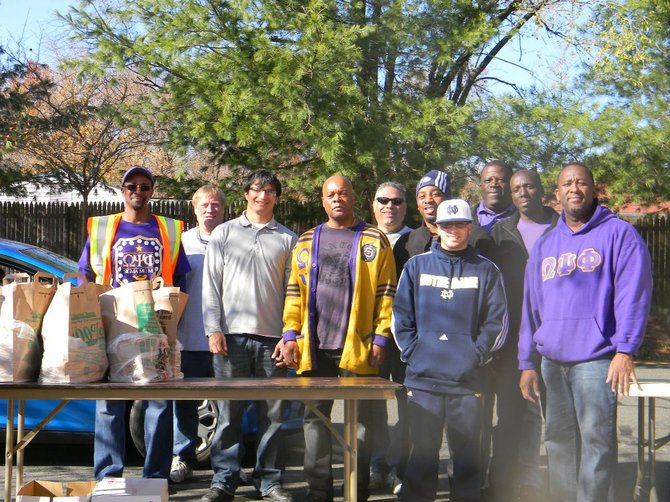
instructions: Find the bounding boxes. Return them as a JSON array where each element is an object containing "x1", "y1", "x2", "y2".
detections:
[{"x1": 0, "y1": 0, "x2": 73, "y2": 63}]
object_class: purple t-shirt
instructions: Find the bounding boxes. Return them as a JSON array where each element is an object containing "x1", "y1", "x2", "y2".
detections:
[
  {"x1": 516, "y1": 217, "x2": 552, "y2": 255},
  {"x1": 476, "y1": 201, "x2": 516, "y2": 234},
  {"x1": 78, "y1": 217, "x2": 190, "y2": 288},
  {"x1": 315, "y1": 225, "x2": 356, "y2": 350}
]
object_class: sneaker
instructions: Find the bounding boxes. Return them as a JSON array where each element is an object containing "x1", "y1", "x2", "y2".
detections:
[
  {"x1": 390, "y1": 474, "x2": 402, "y2": 496},
  {"x1": 169, "y1": 457, "x2": 193, "y2": 483},
  {"x1": 263, "y1": 486, "x2": 294, "y2": 502},
  {"x1": 369, "y1": 471, "x2": 387, "y2": 490},
  {"x1": 201, "y1": 487, "x2": 234, "y2": 502}
]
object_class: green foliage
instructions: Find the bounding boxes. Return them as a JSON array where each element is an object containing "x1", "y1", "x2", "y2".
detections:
[
  {"x1": 62, "y1": 0, "x2": 563, "y2": 203},
  {"x1": 580, "y1": 0, "x2": 670, "y2": 205}
]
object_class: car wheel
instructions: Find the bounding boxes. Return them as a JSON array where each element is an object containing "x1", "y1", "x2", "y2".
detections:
[
  {"x1": 195, "y1": 399, "x2": 219, "y2": 464},
  {"x1": 128, "y1": 399, "x2": 219, "y2": 465}
]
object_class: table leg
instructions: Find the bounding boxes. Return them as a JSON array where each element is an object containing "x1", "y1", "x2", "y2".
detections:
[
  {"x1": 4, "y1": 399, "x2": 14, "y2": 502},
  {"x1": 649, "y1": 397, "x2": 657, "y2": 502},
  {"x1": 343, "y1": 400, "x2": 358, "y2": 502},
  {"x1": 634, "y1": 396, "x2": 645, "y2": 502},
  {"x1": 17, "y1": 400, "x2": 25, "y2": 490}
]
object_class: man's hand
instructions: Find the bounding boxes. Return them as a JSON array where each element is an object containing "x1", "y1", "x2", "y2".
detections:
[
  {"x1": 281, "y1": 340, "x2": 300, "y2": 369},
  {"x1": 272, "y1": 338, "x2": 286, "y2": 367},
  {"x1": 520, "y1": 369, "x2": 540, "y2": 403},
  {"x1": 368, "y1": 344, "x2": 385, "y2": 368},
  {"x1": 607, "y1": 352, "x2": 638, "y2": 396},
  {"x1": 208, "y1": 331, "x2": 228, "y2": 356}
]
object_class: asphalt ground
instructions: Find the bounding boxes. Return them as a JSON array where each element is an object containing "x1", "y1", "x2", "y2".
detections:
[{"x1": 2, "y1": 363, "x2": 668, "y2": 501}]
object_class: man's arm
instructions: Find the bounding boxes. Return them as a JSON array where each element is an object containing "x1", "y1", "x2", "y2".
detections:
[
  {"x1": 518, "y1": 255, "x2": 542, "y2": 371},
  {"x1": 391, "y1": 262, "x2": 417, "y2": 363},
  {"x1": 202, "y1": 227, "x2": 227, "y2": 355},
  {"x1": 607, "y1": 229, "x2": 653, "y2": 395},
  {"x1": 474, "y1": 265, "x2": 508, "y2": 365},
  {"x1": 77, "y1": 236, "x2": 96, "y2": 283},
  {"x1": 280, "y1": 245, "x2": 303, "y2": 368}
]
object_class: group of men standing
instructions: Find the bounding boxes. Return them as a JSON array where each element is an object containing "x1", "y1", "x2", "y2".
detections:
[{"x1": 79, "y1": 160, "x2": 652, "y2": 502}]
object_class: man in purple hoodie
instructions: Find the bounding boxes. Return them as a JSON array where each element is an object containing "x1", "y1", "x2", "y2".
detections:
[{"x1": 518, "y1": 163, "x2": 652, "y2": 502}]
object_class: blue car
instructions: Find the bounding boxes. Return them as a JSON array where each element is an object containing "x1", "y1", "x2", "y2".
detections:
[
  {"x1": 0, "y1": 238, "x2": 301, "y2": 463},
  {"x1": 0, "y1": 238, "x2": 96, "y2": 437}
]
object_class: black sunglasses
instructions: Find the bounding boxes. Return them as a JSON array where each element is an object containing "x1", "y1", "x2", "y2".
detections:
[
  {"x1": 376, "y1": 197, "x2": 405, "y2": 206},
  {"x1": 124, "y1": 183, "x2": 152, "y2": 192}
]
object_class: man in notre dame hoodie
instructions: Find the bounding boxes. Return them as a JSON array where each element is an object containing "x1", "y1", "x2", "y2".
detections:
[{"x1": 392, "y1": 199, "x2": 508, "y2": 502}]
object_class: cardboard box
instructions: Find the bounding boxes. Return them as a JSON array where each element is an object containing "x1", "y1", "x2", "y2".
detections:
[
  {"x1": 17, "y1": 480, "x2": 97, "y2": 502},
  {"x1": 91, "y1": 478, "x2": 168, "y2": 502}
]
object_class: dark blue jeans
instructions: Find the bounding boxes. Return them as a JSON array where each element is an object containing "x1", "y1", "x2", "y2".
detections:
[
  {"x1": 301, "y1": 349, "x2": 373, "y2": 502},
  {"x1": 172, "y1": 351, "x2": 214, "y2": 466},
  {"x1": 210, "y1": 334, "x2": 286, "y2": 496},
  {"x1": 487, "y1": 356, "x2": 543, "y2": 498}
]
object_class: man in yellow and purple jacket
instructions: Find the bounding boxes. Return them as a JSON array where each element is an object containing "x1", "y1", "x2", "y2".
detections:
[{"x1": 277, "y1": 175, "x2": 396, "y2": 502}]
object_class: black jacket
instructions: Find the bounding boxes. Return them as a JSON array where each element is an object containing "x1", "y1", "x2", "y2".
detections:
[{"x1": 490, "y1": 207, "x2": 559, "y2": 361}]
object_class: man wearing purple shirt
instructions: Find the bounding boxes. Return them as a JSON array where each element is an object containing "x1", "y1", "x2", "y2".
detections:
[
  {"x1": 474, "y1": 160, "x2": 516, "y2": 234},
  {"x1": 518, "y1": 163, "x2": 652, "y2": 501},
  {"x1": 79, "y1": 166, "x2": 190, "y2": 481}
]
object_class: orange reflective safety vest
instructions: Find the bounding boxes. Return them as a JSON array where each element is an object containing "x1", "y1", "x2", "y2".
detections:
[{"x1": 86, "y1": 213, "x2": 184, "y2": 286}]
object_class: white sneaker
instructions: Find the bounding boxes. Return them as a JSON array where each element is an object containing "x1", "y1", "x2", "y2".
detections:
[
  {"x1": 169, "y1": 457, "x2": 193, "y2": 483},
  {"x1": 390, "y1": 474, "x2": 402, "y2": 496}
]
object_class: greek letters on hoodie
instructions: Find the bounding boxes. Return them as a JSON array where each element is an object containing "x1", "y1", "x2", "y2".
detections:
[
  {"x1": 518, "y1": 203, "x2": 653, "y2": 370},
  {"x1": 392, "y1": 241, "x2": 508, "y2": 394}
]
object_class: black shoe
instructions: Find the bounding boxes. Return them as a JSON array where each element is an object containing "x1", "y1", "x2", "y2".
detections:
[
  {"x1": 200, "y1": 487, "x2": 234, "y2": 502},
  {"x1": 264, "y1": 486, "x2": 295, "y2": 502}
]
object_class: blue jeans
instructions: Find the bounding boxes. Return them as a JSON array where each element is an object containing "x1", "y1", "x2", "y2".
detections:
[
  {"x1": 173, "y1": 351, "x2": 214, "y2": 465},
  {"x1": 402, "y1": 388, "x2": 483, "y2": 502},
  {"x1": 94, "y1": 399, "x2": 173, "y2": 479},
  {"x1": 210, "y1": 334, "x2": 286, "y2": 496},
  {"x1": 541, "y1": 357, "x2": 617, "y2": 502}
]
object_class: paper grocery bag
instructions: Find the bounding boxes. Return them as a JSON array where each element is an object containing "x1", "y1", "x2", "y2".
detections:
[
  {"x1": 152, "y1": 277, "x2": 188, "y2": 380},
  {"x1": 0, "y1": 272, "x2": 57, "y2": 382},
  {"x1": 39, "y1": 274, "x2": 108, "y2": 383},
  {"x1": 100, "y1": 280, "x2": 172, "y2": 382}
]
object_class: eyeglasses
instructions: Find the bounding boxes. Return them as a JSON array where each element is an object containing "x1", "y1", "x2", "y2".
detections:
[
  {"x1": 249, "y1": 187, "x2": 277, "y2": 197},
  {"x1": 438, "y1": 222, "x2": 469, "y2": 229},
  {"x1": 123, "y1": 183, "x2": 152, "y2": 192},
  {"x1": 376, "y1": 197, "x2": 405, "y2": 206}
]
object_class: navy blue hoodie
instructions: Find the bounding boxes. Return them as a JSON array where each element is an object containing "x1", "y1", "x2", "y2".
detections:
[{"x1": 392, "y1": 240, "x2": 508, "y2": 394}]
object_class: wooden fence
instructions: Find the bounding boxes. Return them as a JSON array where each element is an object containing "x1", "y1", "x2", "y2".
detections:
[
  {"x1": 0, "y1": 201, "x2": 668, "y2": 317},
  {"x1": 634, "y1": 215, "x2": 669, "y2": 319},
  {"x1": 0, "y1": 199, "x2": 324, "y2": 261}
]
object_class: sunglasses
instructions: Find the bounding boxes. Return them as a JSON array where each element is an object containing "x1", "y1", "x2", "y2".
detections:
[
  {"x1": 438, "y1": 222, "x2": 469, "y2": 229},
  {"x1": 123, "y1": 183, "x2": 152, "y2": 192},
  {"x1": 376, "y1": 197, "x2": 405, "y2": 206}
]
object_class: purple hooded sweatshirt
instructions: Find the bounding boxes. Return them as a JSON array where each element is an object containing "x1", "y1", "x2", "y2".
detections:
[{"x1": 518, "y1": 202, "x2": 652, "y2": 370}]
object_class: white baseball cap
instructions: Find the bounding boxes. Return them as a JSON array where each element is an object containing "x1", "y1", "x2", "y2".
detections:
[{"x1": 435, "y1": 199, "x2": 473, "y2": 224}]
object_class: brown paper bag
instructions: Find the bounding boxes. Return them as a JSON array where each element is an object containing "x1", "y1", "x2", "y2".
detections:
[
  {"x1": 152, "y1": 278, "x2": 188, "y2": 380},
  {"x1": 100, "y1": 280, "x2": 172, "y2": 382},
  {"x1": 0, "y1": 272, "x2": 57, "y2": 382},
  {"x1": 39, "y1": 274, "x2": 108, "y2": 383}
]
